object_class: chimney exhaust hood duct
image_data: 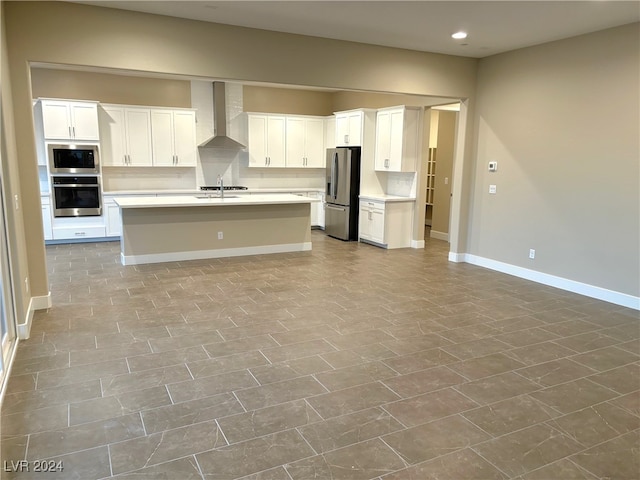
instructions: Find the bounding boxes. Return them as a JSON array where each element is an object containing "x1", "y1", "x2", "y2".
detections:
[{"x1": 198, "y1": 82, "x2": 246, "y2": 149}]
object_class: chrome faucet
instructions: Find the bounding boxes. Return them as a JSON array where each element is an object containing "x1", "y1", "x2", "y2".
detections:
[{"x1": 217, "y1": 175, "x2": 224, "y2": 199}]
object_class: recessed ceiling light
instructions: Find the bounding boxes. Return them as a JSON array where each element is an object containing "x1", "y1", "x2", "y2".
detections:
[{"x1": 452, "y1": 31, "x2": 468, "y2": 40}]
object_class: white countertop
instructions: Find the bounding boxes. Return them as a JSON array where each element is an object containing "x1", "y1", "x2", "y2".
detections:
[
  {"x1": 103, "y1": 187, "x2": 323, "y2": 196},
  {"x1": 114, "y1": 193, "x2": 318, "y2": 209},
  {"x1": 359, "y1": 194, "x2": 416, "y2": 203}
]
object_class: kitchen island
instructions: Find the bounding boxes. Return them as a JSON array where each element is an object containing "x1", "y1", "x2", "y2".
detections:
[{"x1": 114, "y1": 194, "x2": 316, "y2": 265}]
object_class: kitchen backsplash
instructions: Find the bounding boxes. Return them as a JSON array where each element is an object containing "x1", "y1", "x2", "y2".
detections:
[
  {"x1": 102, "y1": 167, "x2": 197, "y2": 192},
  {"x1": 386, "y1": 172, "x2": 417, "y2": 197}
]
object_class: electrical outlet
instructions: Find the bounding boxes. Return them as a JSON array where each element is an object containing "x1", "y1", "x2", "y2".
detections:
[
  {"x1": 529, "y1": 249, "x2": 536, "y2": 259},
  {"x1": 24, "y1": 277, "x2": 29, "y2": 293},
  {"x1": 217, "y1": 231, "x2": 223, "y2": 240},
  {"x1": 489, "y1": 185, "x2": 497, "y2": 194}
]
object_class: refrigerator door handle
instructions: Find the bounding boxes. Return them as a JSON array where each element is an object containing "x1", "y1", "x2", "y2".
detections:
[
  {"x1": 331, "y1": 152, "x2": 339, "y2": 198},
  {"x1": 326, "y1": 204, "x2": 346, "y2": 211}
]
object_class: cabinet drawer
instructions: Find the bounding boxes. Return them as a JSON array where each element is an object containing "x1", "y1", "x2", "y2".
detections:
[
  {"x1": 52, "y1": 226, "x2": 106, "y2": 240},
  {"x1": 361, "y1": 200, "x2": 385, "y2": 212}
]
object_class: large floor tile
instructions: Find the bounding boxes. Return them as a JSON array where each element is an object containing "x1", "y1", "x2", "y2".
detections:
[{"x1": 2, "y1": 233, "x2": 636, "y2": 480}]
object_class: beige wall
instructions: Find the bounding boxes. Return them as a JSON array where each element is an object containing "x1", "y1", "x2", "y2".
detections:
[
  {"x1": 31, "y1": 68, "x2": 191, "y2": 107},
  {"x1": 471, "y1": 23, "x2": 640, "y2": 297},
  {"x1": 1, "y1": 3, "x2": 34, "y2": 327},
  {"x1": 332, "y1": 91, "x2": 452, "y2": 111},
  {"x1": 3, "y1": 1, "x2": 477, "y2": 300},
  {"x1": 121, "y1": 204, "x2": 311, "y2": 257},
  {"x1": 243, "y1": 86, "x2": 333, "y2": 116}
]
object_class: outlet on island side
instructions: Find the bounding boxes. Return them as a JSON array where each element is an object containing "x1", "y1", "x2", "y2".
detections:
[
  {"x1": 529, "y1": 249, "x2": 536, "y2": 259},
  {"x1": 218, "y1": 231, "x2": 223, "y2": 240}
]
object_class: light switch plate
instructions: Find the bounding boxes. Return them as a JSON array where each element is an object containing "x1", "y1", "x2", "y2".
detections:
[
  {"x1": 488, "y1": 161, "x2": 498, "y2": 172},
  {"x1": 489, "y1": 185, "x2": 497, "y2": 194}
]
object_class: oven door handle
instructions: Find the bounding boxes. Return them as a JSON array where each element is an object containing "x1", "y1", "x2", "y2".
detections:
[{"x1": 53, "y1": 184, "x2": 100, "y2": 188}]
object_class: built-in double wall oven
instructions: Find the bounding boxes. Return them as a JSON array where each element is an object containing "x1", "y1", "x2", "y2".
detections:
[{"x1": 48, "y1": 144, "x2": 102, "y2": 217}]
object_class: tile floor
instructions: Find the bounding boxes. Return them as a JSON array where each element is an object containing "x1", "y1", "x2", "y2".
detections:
[{"x1": 1, "y1": 231, "x2": 639, "y2": 479}]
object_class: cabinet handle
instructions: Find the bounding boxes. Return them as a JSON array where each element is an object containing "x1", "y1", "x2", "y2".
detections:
[
  {"x1": 344, "y1": 135, "x2": 349, "y2": 144},
  {"x1": 72, "y1": 127, "x2": 76, "y2": 138},
  {"x1": 68, "y1": 126, "x2": 72, "y2": 138},
  {"x1": 368, "y1": 211, "x2": 372, "y2": 220},
  {"x1": 385, "y1": 159, "x2": 390, "y2": 168},
  {"x1": 75, "y1": 231, "x2": 86, "y2": 236}
]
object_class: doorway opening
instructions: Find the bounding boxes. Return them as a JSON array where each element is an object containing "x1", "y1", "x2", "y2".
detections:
[{"x1": 423, "y1": 103, "x2": 460, "y2": 246}]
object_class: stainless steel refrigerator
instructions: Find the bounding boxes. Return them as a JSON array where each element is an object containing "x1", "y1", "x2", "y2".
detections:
[{"x1": 325, "y1": 147, "x2": 361, "y2": 240}]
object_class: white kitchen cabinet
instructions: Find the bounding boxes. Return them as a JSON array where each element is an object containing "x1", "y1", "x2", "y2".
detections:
[
  {"x1": 359, "y1": 200, "x2": 386, "y2": 245},
  {"x1": 291, "y1": 191, "x2": 325, "y2": 228},
  {"x1": 335, "y1": 110, "x2": 364, "y2": 147},
  {"x1": 100, "y1": 106, "x2": 153, "y2": 167},
  {"x1": 151, "y1": 109, "x2": 197, "y2": 167},
  {"x1": 247, "y1": 114, "x2": 286, "y2": 167},
  {"x1": 324, "y1": 116, "x2": 336, "y2": 150},
  {"x1": 40, "y1": 99, "x2": 100, "y2": 141},
  {"x1": 359, "y1": 197, "x2": 413, "y2": 249},
  {"x1": 374, "y1": 106, "x2": 421, "y2": 172},
  {"x1": 307, "y1": 191, "x2": 325, "y2": 228},
  {"x1": 41, "y1": 196, "x2": 53, "y2": 241},
  {"x1": 285, "y1": 116, "x2": 325, "y2": 168},
  {"x1": 103, "y1": 196, "x2": 122, "y2": 237},
  {"x1": 52, "y1": 225, "x2": 106, "y2": 241}
]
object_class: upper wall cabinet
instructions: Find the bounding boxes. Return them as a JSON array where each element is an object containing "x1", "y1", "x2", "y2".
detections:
[
  {"x1": 99, "y1": 105, "x2": 153, "y2": 167},
  {"x1": 335, "y1": 110, "x2": 364, "y2": 147},
  {"x1": 151, "y1": 109, "x2": 197, "y2": 167},
  {"x1": 374, "y1": 106, "x2": 421, "y2": 172},
  {"x1": 247, "y1": 114, "x2": 286, "y2": 167},
  {"x1": 40, "y1": 100, "x2": 100, "y2": 141},
  {"x1": 285, "y1": 116, "x2": 325, "y2": 168}
]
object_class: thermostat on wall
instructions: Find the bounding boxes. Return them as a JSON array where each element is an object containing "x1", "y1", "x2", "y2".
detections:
[{"x1": 488, "y1": 161, "x2": 498, "y2": 172}]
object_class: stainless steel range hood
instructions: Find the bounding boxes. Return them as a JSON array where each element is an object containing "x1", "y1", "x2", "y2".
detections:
[{"x1": 198, "y1": 82, "x2": 246, "y2": 149}]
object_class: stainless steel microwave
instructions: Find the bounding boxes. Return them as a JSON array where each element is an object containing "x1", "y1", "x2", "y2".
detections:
[{"x1": 48, "y1": 144, "x2": 100, "y2": 174}]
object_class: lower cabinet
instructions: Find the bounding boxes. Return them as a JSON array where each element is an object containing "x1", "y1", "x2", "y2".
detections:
[
  {"x1": 291, "y1": 191, "x2": 325, "y2": 228},
  {"x1": 359, "y1": 201, "x2": 386, "y2": 245},
  {"x1": 41, "y1": 196, "x2": 53, "y2": 241},
  {"x1": 52, "y1": 225, "x2": 106, "y2": 241},
  {"x1": 104, "y1": 197, "x2": 122, "y2": 237},
  {"x1": 359, "y1": 198, "x2": 413, "y2": 249}
]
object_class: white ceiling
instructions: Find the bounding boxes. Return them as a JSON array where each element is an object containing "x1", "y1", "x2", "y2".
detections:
[{"x1": 75, "y1": 1, "x2": 640, "y2": 58}]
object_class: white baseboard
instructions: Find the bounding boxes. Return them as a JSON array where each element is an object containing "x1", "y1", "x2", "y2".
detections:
[
  {"x1": 17, "y1": 292, "x2": 52, "y2": 339},
  {"x1": 122, "y1": 242, "x2": 313, "y2": 266},
  {"x1": 448, "y1": 252, "x2": 466, "y2": 263},
  {"x1": 411, "y1": 240, "x2": 425, "y2": 249},
  {"x1": 0, "y1": 338, "x2": 19, "y2": 406},
  {"x1": 430, "y1": 230, "x2": 449, "y2": 242},
  {"x1": 458, "y1": 253, "x2": 639, "y2": 310}
]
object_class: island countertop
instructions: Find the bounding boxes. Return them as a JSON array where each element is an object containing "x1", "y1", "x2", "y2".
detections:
[{"x1": 114, "y1": 193, "x2": 319, "y2": 209}]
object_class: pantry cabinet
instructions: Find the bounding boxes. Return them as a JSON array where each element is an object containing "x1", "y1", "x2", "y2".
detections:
[
  {"x1": 285, "y1": 116, "x2": 325, "y2": 168},
  {"x1": 40, "y1": 99, "x2": 100, "y2": 141},
  {"x1": 247, "y1": 114, "x2": 286, "y2": 167},
  {"x1": 374, "y1": 106, "x2": 421, "y2": 172},
  {"x1": 151, "y1": 109, "x2": 197, "y2": 167},
  {"x1": 99, "y1": 106, "x2": 153, "y2": 167}
]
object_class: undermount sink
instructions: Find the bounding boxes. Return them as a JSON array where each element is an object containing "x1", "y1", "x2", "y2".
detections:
[{"x1": 194, "y1": 195, "x2": 241, "y2": 199}]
